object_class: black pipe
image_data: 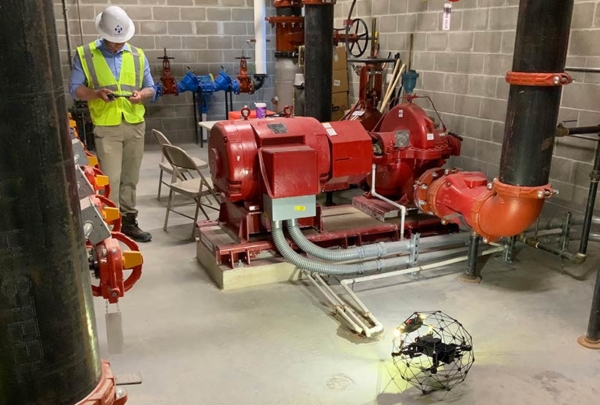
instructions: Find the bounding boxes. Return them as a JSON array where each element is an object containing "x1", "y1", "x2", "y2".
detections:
[
  {"x1": 304, "y1": 3, "x2": 334, "y2": 122},
  {"x1": 563, "y1": 125, "x2": 600, "y2": 136},
  {"x1": 519, "y1": 235, "x2": 586, "y2": 264},
  {"x1": 0, "y1": 2, "x2": 101, "y2": 404},
  {"x1": 465, "y1": 233, "x2": 481, "y2": 278},
  {"x1": 566, "y1": 67, "x2": 600, "y2": 74},
  {"x1": 499, "y1": 0, "x2": 574, "y2": 186},
  {"x1": 253, "y1": 75, "x2": 266, "y2": 92},
  {"x1": 579, "y1": 142, "x2": 600, "y2": 255},
  {"x1": 583, "y1": 263, "x2": 600, "y2": 343}
]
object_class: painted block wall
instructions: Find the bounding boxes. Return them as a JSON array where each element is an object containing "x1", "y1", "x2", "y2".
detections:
[
  {"x1": 335, "y1": 0, "x2": 600, "y2": 214},
  {"x1": 53, "y1": 0, "x2": 275, "y2": 144}
]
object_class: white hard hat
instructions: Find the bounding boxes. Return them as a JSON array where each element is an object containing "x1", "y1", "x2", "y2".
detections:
[{"x1": 95, "y1": 6, "x2": 135, "y2": 43}]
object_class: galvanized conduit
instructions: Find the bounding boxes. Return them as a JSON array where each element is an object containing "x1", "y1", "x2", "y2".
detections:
[
  {"x1": 273, "y1": 221, "x2": 406, "y2": 275},
  {"x1": 287, "y1": 219, "x2": 407, "y2": 261},
  {"x1": 304, "y1": 245, "x2": 504, "y2": 337},
  {"x1": 274, "y1": 220, "x2": 475, "y2": 275},
  {"x1": 287, "y1": 218, "x2": 470, "y2": 262}
]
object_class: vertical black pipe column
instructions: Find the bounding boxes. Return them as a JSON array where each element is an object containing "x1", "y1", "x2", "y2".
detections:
[
  {"x1": 0, "y1": 1, "x2": 101, "y2": 404},
  {"x1": 578, "y1": 142, "x2": 600, "y2": 255},
  {"x1": 579, "y1": 263, "x2": 600, "y2": 348},
  {"x1": 499, "y1": 0, "x2": 574, "y2": 186},
  {"x1": 304, "y1": 2, "x2": 334, "y2": 122},
  {"x1": 460, "y1": 233, "x2": 482, "y2": 283}
]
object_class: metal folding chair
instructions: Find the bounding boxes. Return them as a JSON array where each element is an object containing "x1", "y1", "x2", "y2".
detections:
[
  {"x1": 161, "y1": 144, "x2": 219, "y2": 238},
  {"x1": 152, "y1": 129, "x2": 208, "y2": 200}
]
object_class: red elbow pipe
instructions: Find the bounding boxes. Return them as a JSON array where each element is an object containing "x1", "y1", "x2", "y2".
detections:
[{"x1": 415, "y1": 169, "x2": 555, "y2": 242}]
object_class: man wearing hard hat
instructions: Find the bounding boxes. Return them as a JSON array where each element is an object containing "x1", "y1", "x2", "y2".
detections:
[{"x1": 69, "y1": 6, "x2": 154, "y2": 243}]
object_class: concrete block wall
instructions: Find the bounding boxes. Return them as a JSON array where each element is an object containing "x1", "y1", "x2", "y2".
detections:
[
  {"x1": 53, "y1": 0, "x2": 276, "y2": 144},
  {"x1": 335, "y1": 0, "x2": 600, "y2": 214}
]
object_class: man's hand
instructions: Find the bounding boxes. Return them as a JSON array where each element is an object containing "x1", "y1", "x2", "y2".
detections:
[
  {"x1": 128, "y1": 91, "x2": 143, "y2": 104},
  {"x1": 95, "y1": 88, "x2": 114, "y2": 102}
]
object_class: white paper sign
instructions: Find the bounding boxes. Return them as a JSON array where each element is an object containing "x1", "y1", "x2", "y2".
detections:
[{"x1": 442, "y1": 3, "x2": 452, "y2": 31}]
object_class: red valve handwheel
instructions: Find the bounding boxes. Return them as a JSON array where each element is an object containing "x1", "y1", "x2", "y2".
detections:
[
  {"x1": 90, "y1": 232, "x2": 143, "y2": 302},
  {"x1": 110, "y1": 231, "x2": 143, "y2": 293}
]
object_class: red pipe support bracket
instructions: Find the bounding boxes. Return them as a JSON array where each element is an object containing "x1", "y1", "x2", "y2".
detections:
[
  {"x1": 415, "y1": 169, "x2": 554, "y2": 242},
  {"x1": 303, "y1": 0, "x2": 337, "y2": 4},
  {"x1": 76, "y1": 361, "x2": 127, "y2": 405},
  {"x1": 505, "y1": 71, "x2": 573, "y2": 87}
]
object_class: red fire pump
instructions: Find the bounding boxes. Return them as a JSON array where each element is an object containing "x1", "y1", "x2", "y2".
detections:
[{"x1": 209, "y1": 101, "x2": 461, "y2": 241}]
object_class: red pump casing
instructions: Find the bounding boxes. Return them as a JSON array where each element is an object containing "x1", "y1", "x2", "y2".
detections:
[{"x1": 370, "y1": 103, "x2": 461, "y2": 202}]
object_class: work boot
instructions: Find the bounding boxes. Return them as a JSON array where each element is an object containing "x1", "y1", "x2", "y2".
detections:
[{"x1": 121, "y1": 214, "x2": 152, "y2": 243}]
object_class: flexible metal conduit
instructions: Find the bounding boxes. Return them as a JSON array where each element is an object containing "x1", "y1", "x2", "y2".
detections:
[{"x1": 287, "y1": 219, "x2": 470, "y2": 262}]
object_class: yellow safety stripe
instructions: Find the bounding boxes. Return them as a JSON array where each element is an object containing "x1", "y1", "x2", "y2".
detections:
[
  {"x1": 82, "y1": 44, "x2": 100, "y2": 89},
  {"x1": 130, "y1": 45, "x2": 142, "y2": 90}
]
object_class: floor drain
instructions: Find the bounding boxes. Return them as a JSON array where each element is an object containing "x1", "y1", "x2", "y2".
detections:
[{"x1": 326, "y1": 374, "x2": 354, "y2": 391}]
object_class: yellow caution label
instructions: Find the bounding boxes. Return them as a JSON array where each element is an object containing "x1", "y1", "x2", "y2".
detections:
[{"x1": 294, "y1": 206, "x2": 306, "y2": 212}]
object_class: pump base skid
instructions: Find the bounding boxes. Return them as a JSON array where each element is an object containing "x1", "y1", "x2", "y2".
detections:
[{"x1": 196, "y1": 205, "x2": 456, "y2": 290}]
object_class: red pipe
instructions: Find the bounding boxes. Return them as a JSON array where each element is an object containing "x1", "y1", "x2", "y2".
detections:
[{"x1": 415, "y1": 169, "x2": 554, "y2": 242}]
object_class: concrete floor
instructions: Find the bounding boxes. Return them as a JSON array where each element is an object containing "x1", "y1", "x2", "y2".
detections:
[{"x1": 95, "y1": 145, "x2": 600, "y2": 405}]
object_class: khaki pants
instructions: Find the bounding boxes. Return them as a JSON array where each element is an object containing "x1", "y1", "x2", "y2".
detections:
[{"x1": 94, "y1": 121, "x2": 145, "y2": 215}]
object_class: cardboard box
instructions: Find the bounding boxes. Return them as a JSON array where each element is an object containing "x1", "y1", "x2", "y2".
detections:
[
  {"x1": 331, "y1": 91, "x2": 349, "y2": 121},
  {"x1": 333, "y1": 46, "x2": 348, "y2": 71},
  {"x1": 332, "y1": 69, "x2": 349, "y2": 93}
]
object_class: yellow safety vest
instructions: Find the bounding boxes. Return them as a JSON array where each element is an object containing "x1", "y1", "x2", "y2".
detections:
[{"x1": 77, "y1": 41, "x2": 146, "y2": 126}]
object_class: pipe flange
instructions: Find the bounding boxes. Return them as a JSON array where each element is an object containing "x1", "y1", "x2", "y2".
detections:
[
  {"x1": 577, "y1": 335, "x2": 600, "y2": 350},
  {"x1": 274, "y1": 0, "x2": 303, "y2": 7},
  {"x1": 492, "y1": 180, "x2": 555, "y2": 200},
  {"x1": 266, "y1": 16, "x2": 304, "y2": 25},
  {"x1": 303, "y1": 0, "x2": 337, "y2": 4},
  {"x1": 76, "y1": 361, "x2": 126, "y2": 405},
  {"x1": 414, "y1": 168, "x2": 456, "y2": 216},
  {"x1": 459, "y1": 273, "x2": 482, "y2": 284}
]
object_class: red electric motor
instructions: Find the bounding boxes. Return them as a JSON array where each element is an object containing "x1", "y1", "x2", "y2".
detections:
[{"x1": 210, "y1": 117, "x2": 373, "y2": 204}]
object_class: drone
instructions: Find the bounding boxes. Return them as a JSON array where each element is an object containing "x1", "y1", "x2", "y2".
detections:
[{"x1": 391, "y1": 311, "x2": 474, "y2": 393}]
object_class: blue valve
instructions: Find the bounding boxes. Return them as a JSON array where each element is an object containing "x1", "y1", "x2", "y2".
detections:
[{"x1": 402, "y1": 70, "x2": 420, "y2": 95}]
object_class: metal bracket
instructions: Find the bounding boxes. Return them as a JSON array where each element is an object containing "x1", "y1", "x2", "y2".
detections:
[
  {"x1": 72, "y1": 139, "x2": 89, "y2": 166},
  {"x1": 80, "y1": 197, "x2": 111, "y2": 246},
  {"x1": 559, "y1": 211, "x2": 572, "y2": 251},
  {"x1": 502, "y1": 236, "x2": 516, "y2": 264},
  {"x1": 409, "y1": 233, "x2": 420, "y2": 279},
  {"x1": 76, "y1": 166, "x2": 96, "y2": 199}
]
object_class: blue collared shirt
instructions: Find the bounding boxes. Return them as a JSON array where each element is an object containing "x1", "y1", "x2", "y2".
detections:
[{"x1": 69, "y1": 39, "x2": 154, "y2": 99}]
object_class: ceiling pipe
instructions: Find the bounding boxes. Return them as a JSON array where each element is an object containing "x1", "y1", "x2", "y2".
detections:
[
  {"x1": 253, "y1": 0, "x2": 267, "y2": 75},
  {"x1": 415, "y1": 0, "x2": 575, "y2": 242},
  {"x1": 303, "y1": 0, "x2": 335, "y2": 122},
  {"x1": 0, "y1": 1, "x2": 103, "y2": 404}
]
